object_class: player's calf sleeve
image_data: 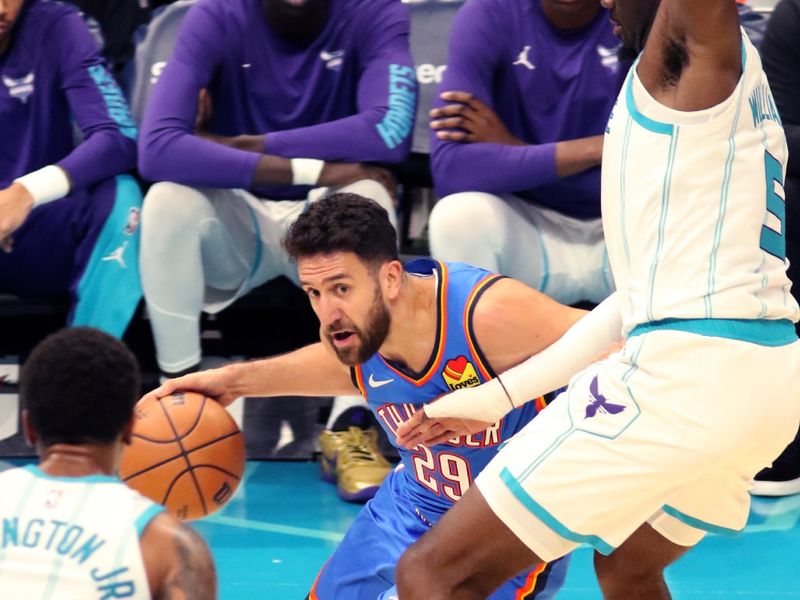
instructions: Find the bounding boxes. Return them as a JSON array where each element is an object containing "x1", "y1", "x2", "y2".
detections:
[{"x1": 140, "y1": 183, "x2": 211, "y2": 373}]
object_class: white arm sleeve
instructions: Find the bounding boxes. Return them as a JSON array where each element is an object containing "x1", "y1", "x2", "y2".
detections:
[{"x1": 425, "y1": 292, "x2": 623, "y2": 422}]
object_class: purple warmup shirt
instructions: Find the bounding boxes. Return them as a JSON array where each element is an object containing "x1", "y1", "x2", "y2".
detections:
[
  {"x1": 431, "y1": 0, "x2": 627, "y2": 219},
  {"x1": 0, "y1": 0, "x2": 137, "y2": 191},
  {"x1": 139, "y1": 0, "x2": 417, "y2": 199}
]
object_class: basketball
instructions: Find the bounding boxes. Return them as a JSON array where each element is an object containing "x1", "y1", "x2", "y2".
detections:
[{"x1": 119, "y1": 391, "x2": 246, "y2": 521}]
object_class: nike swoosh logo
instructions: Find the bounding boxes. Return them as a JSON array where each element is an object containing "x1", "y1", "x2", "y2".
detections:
[{"x1": 368, "y1": 374, "x2": 394, "y2": 388}]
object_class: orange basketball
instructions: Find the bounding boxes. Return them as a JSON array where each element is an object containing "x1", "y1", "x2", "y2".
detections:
[{"x1": 120, "y1": 391, "x2": 246, "y2": 521}]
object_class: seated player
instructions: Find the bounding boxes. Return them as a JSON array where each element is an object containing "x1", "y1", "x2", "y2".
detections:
[
  {"x1": 0, "y1": 326, "x2": 216, "y2": 599},
  {"x1": 143, "y1": 193, "x2": 589, "y2": 599},
  {"x1": 0, "y1": 0, "x2": 143, "y2": 338},
  {"x1": 426, "y1": 0, "x2": 627, "y2": 306},
  {"x1": 136, "y1": 0, "x2": 418, "y2": 493}
]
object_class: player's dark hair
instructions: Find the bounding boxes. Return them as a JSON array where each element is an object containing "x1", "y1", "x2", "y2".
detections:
[
  {"x1": 283, "y1": 193, "x2": 399, "y2": 265},
  {"x1": 21, "y1": 327, "x2": 140, "y2": 446}
]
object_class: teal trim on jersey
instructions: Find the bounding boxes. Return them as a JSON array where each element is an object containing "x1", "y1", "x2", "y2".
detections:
[
  {"x1": 663, "y1": 505, "x2": 741, "y2": 537},
  {"x1": 625, "y1": 71, "x2": 674, "y2": 136},
  {"x1": 499, "y1": 468, "x2": 616, "y2": 555},
  {"x1": 621, "y1": 335, "x2": 645, "y2": 384},
  {"x1": 706, "y1": 71, "x2": 746, "y2": 317},
  {"x1": 135, "y1": 504, "x2": 166, "y2": 537},
  {"x1": 620, "y1": 117, "x2": 633, "y2": 268},
  {"x1": 72, "y1": 175, "x2": 143, "y2": 338},
  {"x1": 628, "y1": 318, "x2": 798, "y2": 346},
  {"x1": 24, "y1": 464, "x2": 119, "y2": 484},
  {"x1": 741, "y1": 38, "x2": 747, "y2": 70},
  {"x1": 646, "y1": 128, "x2": 679, "y2": 321}
]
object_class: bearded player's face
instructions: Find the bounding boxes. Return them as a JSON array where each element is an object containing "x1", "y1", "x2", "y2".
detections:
[{"x1": 299, "y1": 251, "x2": 392, "y2": 366}]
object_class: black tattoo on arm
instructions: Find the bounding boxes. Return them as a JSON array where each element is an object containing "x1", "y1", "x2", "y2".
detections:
[{"x1": 159, "y1": 523, "x2": 217, "y2": 600}]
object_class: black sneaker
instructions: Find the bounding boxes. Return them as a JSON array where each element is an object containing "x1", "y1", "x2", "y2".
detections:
[{"x1": 751, "y1": 428, "x2": 800, "y2": 497}]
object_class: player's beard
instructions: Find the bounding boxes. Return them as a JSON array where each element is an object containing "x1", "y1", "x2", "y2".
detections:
[{"x1": 328, "y1": 289, "x2": 391, "y2": 367}]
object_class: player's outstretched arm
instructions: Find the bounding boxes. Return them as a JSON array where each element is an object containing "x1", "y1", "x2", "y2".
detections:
[
  {"x1": 631, "y1": 0, "x2": 741, "y2": 111},
  {"x1": 141, "y1": 513, "x2": 217, "y2": 600},
  {"x1": 396, "y1": 291, "x2": 623, "y2": 449},
  {"x1": 141, "y1": 342, "x2": 357, "y2": 407}
]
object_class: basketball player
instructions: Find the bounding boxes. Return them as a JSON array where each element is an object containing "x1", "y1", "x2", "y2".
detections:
[
  {"x1": 146, "y1": 193, "x2": 588, "y2": 599},
  {"x1": 426, "y1": 0, "x2": 626, "y2": 306},
  {"x1": 0, "y1": 327, "x2": 217, "y2": 599},
  {"x1": 392, "y1": 0, "x2": 800, "y2": 598},
  {"x1": 137, "y1": 0, "x2": 416, "y2": 380},
  {"x1": 0, "y1": 0, "x2": 143, "y2": 337}
]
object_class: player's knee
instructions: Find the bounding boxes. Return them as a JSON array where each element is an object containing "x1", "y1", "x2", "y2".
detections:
[
  {"x1": 142, "y1": 182, "x2": 210, "y2": 236},
  {"x1": 428, "y1": 193, "x2": 498, "y2": 250},
  {"x1": 335, "y1": 178, "x2": 397, "y2": 229},
  {"x1": 594, "y1": 550, "x2": 665, "y2": 595},
  {"x1": 396, "y1": 545, "x2": 436, "y2": 599}
]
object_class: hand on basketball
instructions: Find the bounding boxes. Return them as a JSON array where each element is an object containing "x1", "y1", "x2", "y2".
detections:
[
  {"x1": 0, "y1": 183, "x2": 35, "y2": 253},
  {"x1": 430, "y1": 91, "x2": 524, "y2": 146},
  {"x1": 140, "y1": 366, "x2": 240, "y2": 408},
  {"x1": 395, "y1": 404, "x2": 492, "y2": 449}
]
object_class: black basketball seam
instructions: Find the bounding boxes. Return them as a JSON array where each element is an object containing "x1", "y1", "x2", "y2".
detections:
[
  {"x1": 122, "y1": 452, "x2": 186, "y2": 481},
  {"x1": 179, "y1": 463, "x2": 243, "y2": 480},
  {"x1": 125, "y1": 429, "x2": 243, "y2": 481},
  {"x1": 157, "y1": 395, "x2": 209, "y2": 515},
  {"x1": 182, "y1": 430, "x2": 243, "y2": 456}
]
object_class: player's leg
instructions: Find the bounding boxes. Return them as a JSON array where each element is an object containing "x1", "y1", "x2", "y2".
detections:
[
  {"x1": 70, "y1": 174, "x2": 144, "y2": 337},
  {"x1": 593, "y1": 523, "x2": 690, "y2": 600},
  {"x1": 308, "y1": 470, "x2": 424, "y2": 599},
  {"x1": 396, "y1": 484, "x2": 546, "y2": 600},
  {"x1": 0, "y1": 175, "x2": 143, "y2": 338},
  {"x1": 427, "y1": 192, "x2": 539, "y2": 279},
  {"x1": 525, "y1": 205, "x2": 612, "y2": 305},
  {"x1": 140, "y1": 183, "x2": 259, "y2": 375}
]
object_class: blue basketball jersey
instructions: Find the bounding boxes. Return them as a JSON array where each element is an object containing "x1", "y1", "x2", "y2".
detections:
[{"x1": 352, "y1": 259, "x2": 546, "y2": 518}]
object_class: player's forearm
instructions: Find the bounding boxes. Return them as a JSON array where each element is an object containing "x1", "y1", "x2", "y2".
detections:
[
  {"x1": 138, "y1": 128, "x2": 261, "y2": 188},
  {"x1": 223, "y1": 343, "x2": 356, "y2": 398},
  {"x1": 264, "y1": 111, "x2": 413, "y2": 164},
  {"x1": 426, "y1": 293, "x2": 623, "y2": 423},
  {"x1": 431, "y1": 141, "x2": 559, "y2": 197},
  {"x1": 57, "y1": 131, "x2": 136, "y2": 191},
  {"x1": 554, "y1": 135, "x2": 604, "y2": 178}
]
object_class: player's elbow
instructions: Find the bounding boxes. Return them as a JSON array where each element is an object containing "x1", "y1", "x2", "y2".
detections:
[{"x1": 137, "y1": 131, "x2": 174, "y2": 182}]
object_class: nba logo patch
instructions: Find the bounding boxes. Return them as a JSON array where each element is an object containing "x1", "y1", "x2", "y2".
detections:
[
  {"x1": 123, "y1": 207, "x2": 140, "y2": 235},
  {"x1": 442, "y1": 355, "x2": 480, "y2": 391}
]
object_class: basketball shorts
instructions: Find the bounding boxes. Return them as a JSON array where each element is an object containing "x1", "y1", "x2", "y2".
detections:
[
  {"x1": 477, "y1": 324, "x2": 800, "y2": 561},
  {"x1": 310, "y1": 467, "x2": 567, "y2": 599},
  {"x1": 428, "y1": 192, "x2": 613, "y2": 305}
]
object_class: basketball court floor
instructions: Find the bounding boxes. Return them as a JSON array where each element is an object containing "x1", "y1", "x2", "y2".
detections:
[
  {"x1": 2, "y1": 458, "x2": 798, "y2": 598},
  {"x1": 189, "y1": 460, "x2": 800, "y2": 599}
]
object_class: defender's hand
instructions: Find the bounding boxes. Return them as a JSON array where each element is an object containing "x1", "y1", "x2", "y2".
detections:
[
  {"x1": 430, "y1": 91, "x2": 524, "y2": 145},
  {"x1": 395, "y1": 405, "x2": 492, "y2": 449}
]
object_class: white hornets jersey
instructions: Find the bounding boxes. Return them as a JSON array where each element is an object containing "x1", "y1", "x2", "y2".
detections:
[
  {"x1": 602, "y1": 32, "x2": 799, "y2": 337},
  {"x1": 0, "y1": 465, "x2": 163, "y2": 599}
]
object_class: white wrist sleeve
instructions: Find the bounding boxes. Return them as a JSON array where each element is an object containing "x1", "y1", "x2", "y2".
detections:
[
  {"x1": 14, "y1": 165, "x2": 71, "y2": 207},
  {"x1": 290, "y1": 158, "x2": 324, "y2": 186},
  {"x1": 424, "y1": 293, "x2": 623, "y2": 422},
  {"x1": 424, "y1": 378, "x2": 515, "y2": 423}
]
